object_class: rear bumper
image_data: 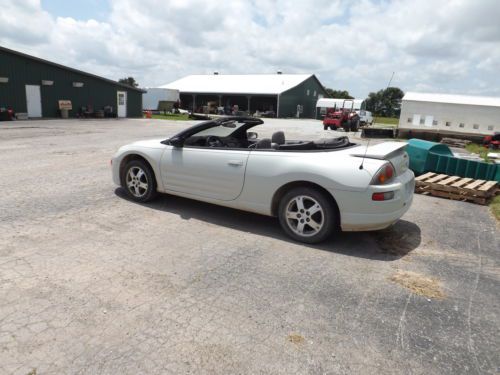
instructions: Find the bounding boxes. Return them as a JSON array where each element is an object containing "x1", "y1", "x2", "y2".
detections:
[{"x1": 330, "y1": 170, "x2": 415, "y2": 231}]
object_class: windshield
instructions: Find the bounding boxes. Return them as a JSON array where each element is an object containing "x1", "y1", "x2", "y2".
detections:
[{"x1": 194, "y1": 121, "x2": 246, "y2": 137}]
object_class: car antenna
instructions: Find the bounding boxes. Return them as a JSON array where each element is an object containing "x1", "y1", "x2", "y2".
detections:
[{"x1": 359, "y1": 71, "x2": 395, "y2": 170}]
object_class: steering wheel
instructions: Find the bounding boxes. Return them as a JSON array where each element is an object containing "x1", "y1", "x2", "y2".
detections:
[{"x1": 206, "y1": 135, "x2": 224, "y2": 147}]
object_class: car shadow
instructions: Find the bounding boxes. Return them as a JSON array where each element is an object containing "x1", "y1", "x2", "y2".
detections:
[{"x1": 115, "y1": 188, "x2": 421, "y2": 261}]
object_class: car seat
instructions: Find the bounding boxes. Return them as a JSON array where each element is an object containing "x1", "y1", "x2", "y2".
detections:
[
  {"x1": 271, "y1": 131, "x2": 285, "y2": 145},
  {"x1": 255, "y1": 138, "x2": 272, "y2": 149}
]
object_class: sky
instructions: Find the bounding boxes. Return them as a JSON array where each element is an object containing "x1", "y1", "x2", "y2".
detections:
[{"x1": 1, "y1": 0, "x2": 499, "y2": 99}]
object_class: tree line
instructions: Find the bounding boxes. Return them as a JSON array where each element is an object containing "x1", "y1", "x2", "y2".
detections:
[{"x1": 325, "y1": 87, "x2": 404, "y2": 118}]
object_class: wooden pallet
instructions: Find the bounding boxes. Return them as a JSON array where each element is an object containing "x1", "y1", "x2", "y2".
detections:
[
  {"x1": 415, "y1": 172, "x2": 499, "y2": 205},
  {"x1": 440, "y1": 137, "x2": 472, "y2": 148}
]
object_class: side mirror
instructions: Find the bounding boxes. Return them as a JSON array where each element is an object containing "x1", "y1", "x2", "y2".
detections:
[
  {"x1": 169, "y1": 137, "x2": 184, "y2": 147},
  {"x1": 247, "y1": 132, "x2": 258, "y2": 140}
]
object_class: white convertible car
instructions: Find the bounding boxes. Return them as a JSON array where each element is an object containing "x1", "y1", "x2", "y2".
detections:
[{"x1": 112, "y1": 117, "x2": 414, "y2": 243}]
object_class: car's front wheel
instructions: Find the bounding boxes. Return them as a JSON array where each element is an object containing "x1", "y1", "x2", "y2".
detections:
[
  {"x1": 121, "y1": 159, "x2": 158, "y2": 202},
  {"x1": 278, "y1": 187, "x2": 337, "y2": 244}
]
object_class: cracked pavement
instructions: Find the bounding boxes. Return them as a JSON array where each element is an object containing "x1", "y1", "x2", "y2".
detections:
[{"x1": 0, "y1": 118, "x2": 499, "y2": 374}]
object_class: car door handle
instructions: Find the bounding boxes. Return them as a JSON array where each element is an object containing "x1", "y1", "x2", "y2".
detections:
[{"x1": 227, "y1": 160, "x2": 244, "y2": 166}]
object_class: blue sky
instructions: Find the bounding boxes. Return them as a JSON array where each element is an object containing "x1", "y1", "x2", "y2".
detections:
[
  {"x1": 41, "y1": 0, "x2": 111, "y2": 21},
  {"x1": 1, "y1": 0, "x2": 500, "y2": 98}
]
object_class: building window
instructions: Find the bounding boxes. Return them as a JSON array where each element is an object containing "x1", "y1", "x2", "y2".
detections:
[
  {"x1": 420, "y1": 118, "x2": 425, "y2": 125},
  {"x1": 445, "y1": 121, "x2": 451, "y2": 127},
  {"x1": 306, "y1": 89, "x2": 310, "y2": 96},
  {"x1": 407, "y1": 118, "x2": 412, "y2": 123},
  {"x1": 459, "y1": 123, "x2": 465, "y2": 128},
  {"x1": 313, "y1": 90, "x2": 317, "y2": 97},
  {"x1": 488, "y1": 125, "x2": 494, "y2": 131},
  {"x1": 432, "y1": 120, "x2": 438, "y2": 126},
  {"x1": 473, "y1": 124, "x2": 479, "y2": 129}
]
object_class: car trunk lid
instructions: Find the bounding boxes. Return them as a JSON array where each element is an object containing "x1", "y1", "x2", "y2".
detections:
[{"x1": 351, "y1": 142, "x2": 409, "y2": 176}]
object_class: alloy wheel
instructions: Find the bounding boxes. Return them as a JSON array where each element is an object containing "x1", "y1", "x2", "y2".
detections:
[
  {"x1": 285, "y1": 195, "x2": 324, "y2": 237},
  {"x1": 126, "y1": 166, "x2": 149, "y2": 198}
]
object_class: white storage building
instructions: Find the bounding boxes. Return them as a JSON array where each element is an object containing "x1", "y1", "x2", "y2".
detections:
[
  {"x1": 160, "y1": 73, "x2": 328, "y2": 118},
  {"x1": 143, "y1": 88, "x2": 180, "y2": 111},
  {"x1": 398, "y1": 92, "x2": 500, "y2": 139}
]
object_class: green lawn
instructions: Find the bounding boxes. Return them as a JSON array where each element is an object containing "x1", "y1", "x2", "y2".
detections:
[
  {"x1": 490, "y1": 195, "x2": 500, "y2": 221},
  {"x1": 373, "y1": 116, "x2": 399, "y2": 126},
  {"x1": 465, "y1": 143, "x2": 490, "y2": 162},
  {"x1": 463, "y1": 143, "x2": 500, "y2": 220},
  {"x1": 148, "y1": 113, "x2": 191, "y2": 121}
]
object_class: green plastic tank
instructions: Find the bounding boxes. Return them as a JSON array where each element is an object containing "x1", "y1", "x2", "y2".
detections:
[{"x1": 407, "y1": 138, "x2": 500, "y2": 182}]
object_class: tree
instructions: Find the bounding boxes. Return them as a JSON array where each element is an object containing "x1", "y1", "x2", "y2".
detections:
[
  {"x1": 118, "y1": 77, "x2": 139, "y2": 88},
  {"x1": 364, "y1": 87, "x2": 404, "y2": 117},
  {"x1": 325, "y1": 89, "x2": 354, "y2": 99}
]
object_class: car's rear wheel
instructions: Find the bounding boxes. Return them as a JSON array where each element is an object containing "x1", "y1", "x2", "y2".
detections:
[
  {"x1": 122, "y1": 159, "x2": 157, "y2": 202},
  {"x1": 278, "y1": 187, "x2": 337, "y2": 244}
]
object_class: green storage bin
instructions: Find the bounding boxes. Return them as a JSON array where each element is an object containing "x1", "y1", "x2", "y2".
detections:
[
  {"x1": 406, "y1": 139, "x2": 452, "y2": 175},
  {"x1": 407, "y1": 138, "x2": 500, "y2": 182}
]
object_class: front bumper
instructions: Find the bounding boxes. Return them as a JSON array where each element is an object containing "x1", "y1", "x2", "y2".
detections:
[
  {"x1": 331, "y1": 170, "x2": 415, "y2": 231},
  {"x1": 111, "y1": 156, "x2": 121, "y2": 186}
]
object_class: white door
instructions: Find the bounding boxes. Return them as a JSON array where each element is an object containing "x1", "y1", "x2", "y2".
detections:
[
  {"x1": 25, "y1": 85, "x2": 42, "y2": 117},
  {"x1": 117, "y1": 91, "x2": 127, "y2": 117},
  {"x1": 161, "y1": 147, "x2": 249, "y2": 201},
  {"x1": 412, "y1": 114, "x2": 421, "y2": 126},
  {"x1": 424, "y1": 115, "x2": 433, "y2": 127}
]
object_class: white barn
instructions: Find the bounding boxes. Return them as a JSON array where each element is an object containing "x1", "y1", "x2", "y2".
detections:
[
  {"x1": 398, "y1": 92, "x2": 500, "y2": 139},
  {"x1": 143, "y1": 88, "x2": 180, "y2": 111},
  {"x1": 159, "y1": 73, "x2": 328, "y2": 118}
]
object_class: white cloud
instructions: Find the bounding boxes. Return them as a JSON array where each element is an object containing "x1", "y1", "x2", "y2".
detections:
[{"x1": 1, "y1": 0, "x2": 499, "y2": 98}]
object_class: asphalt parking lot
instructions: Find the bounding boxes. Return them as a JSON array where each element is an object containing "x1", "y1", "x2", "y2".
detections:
[{"x1": 0, "y1": 118, "x2": 499, "y2": 374}]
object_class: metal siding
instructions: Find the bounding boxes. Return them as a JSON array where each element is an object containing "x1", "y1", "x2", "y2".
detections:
[
  {"x1": 278, "y1": 76, "x2": 327, "y2": 118},
  {"x1": 399, "y1": 100, "x2": 500, "y2": 135},
  {"x1": 0, "y1": 49, "x2": 142, "y2": 117}
]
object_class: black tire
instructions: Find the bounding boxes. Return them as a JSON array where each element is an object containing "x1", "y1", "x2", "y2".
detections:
[
  {"x1": 342, "y1": 122, "x2": 350, "y2": 132},
  {"x1": 121, "y1": 159, "x2": 158, "y2": 202},
  {"x1": 278, "y1": 187, "x2": 337, "y2": 244},
  {"x1": 323, "y1": 125, "x2": 328, "y2": 130},
  {"x1": 350, "y1": 119, "x2": 360, "y2": 132}
]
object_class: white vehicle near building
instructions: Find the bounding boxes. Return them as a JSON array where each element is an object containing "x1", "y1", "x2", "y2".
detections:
[
  {"x1": 111, "y1": 117, "x2": 414, "y2": 243},
  {"x1": 357, "y1": 110, "x2": 373, "y2": 125}
]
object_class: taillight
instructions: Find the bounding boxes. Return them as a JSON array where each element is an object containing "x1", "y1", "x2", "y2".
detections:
[
  {"x1": 371, "y1": 163, "x2": 395, "y2": 185},
  {"x1": 372, "y1": 191, "x2": 395, "y2": 201}
]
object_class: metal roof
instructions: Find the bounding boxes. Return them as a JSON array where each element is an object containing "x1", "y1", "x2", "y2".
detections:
[
  {"x1": 316, "y1": 98, "x2": 363, "y2": 109},
  {"x1": 0, "y1": 45, "x2": 145, "y2": 93},
  {"x1": 403, "y1": 92, "x2": 500, "y2": 108},
  {"x1": 159, "y1": 74, "x2": 315, "y2": 95}
]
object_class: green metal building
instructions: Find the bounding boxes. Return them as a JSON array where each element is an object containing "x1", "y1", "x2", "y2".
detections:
[
  {"x1": 161, "y1": 73, "x2": 328, "y2": 118},
  {"x1": 0, "y1": 46, "x2": 143, "y2": 118}
]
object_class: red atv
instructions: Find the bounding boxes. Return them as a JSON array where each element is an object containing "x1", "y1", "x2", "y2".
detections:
[
  {"x1": 483, "y1": 132, "x2": 500, "y2": 149},
  {"x1": 322, "y1": 99, "x2": 360, "y2": 132}
]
